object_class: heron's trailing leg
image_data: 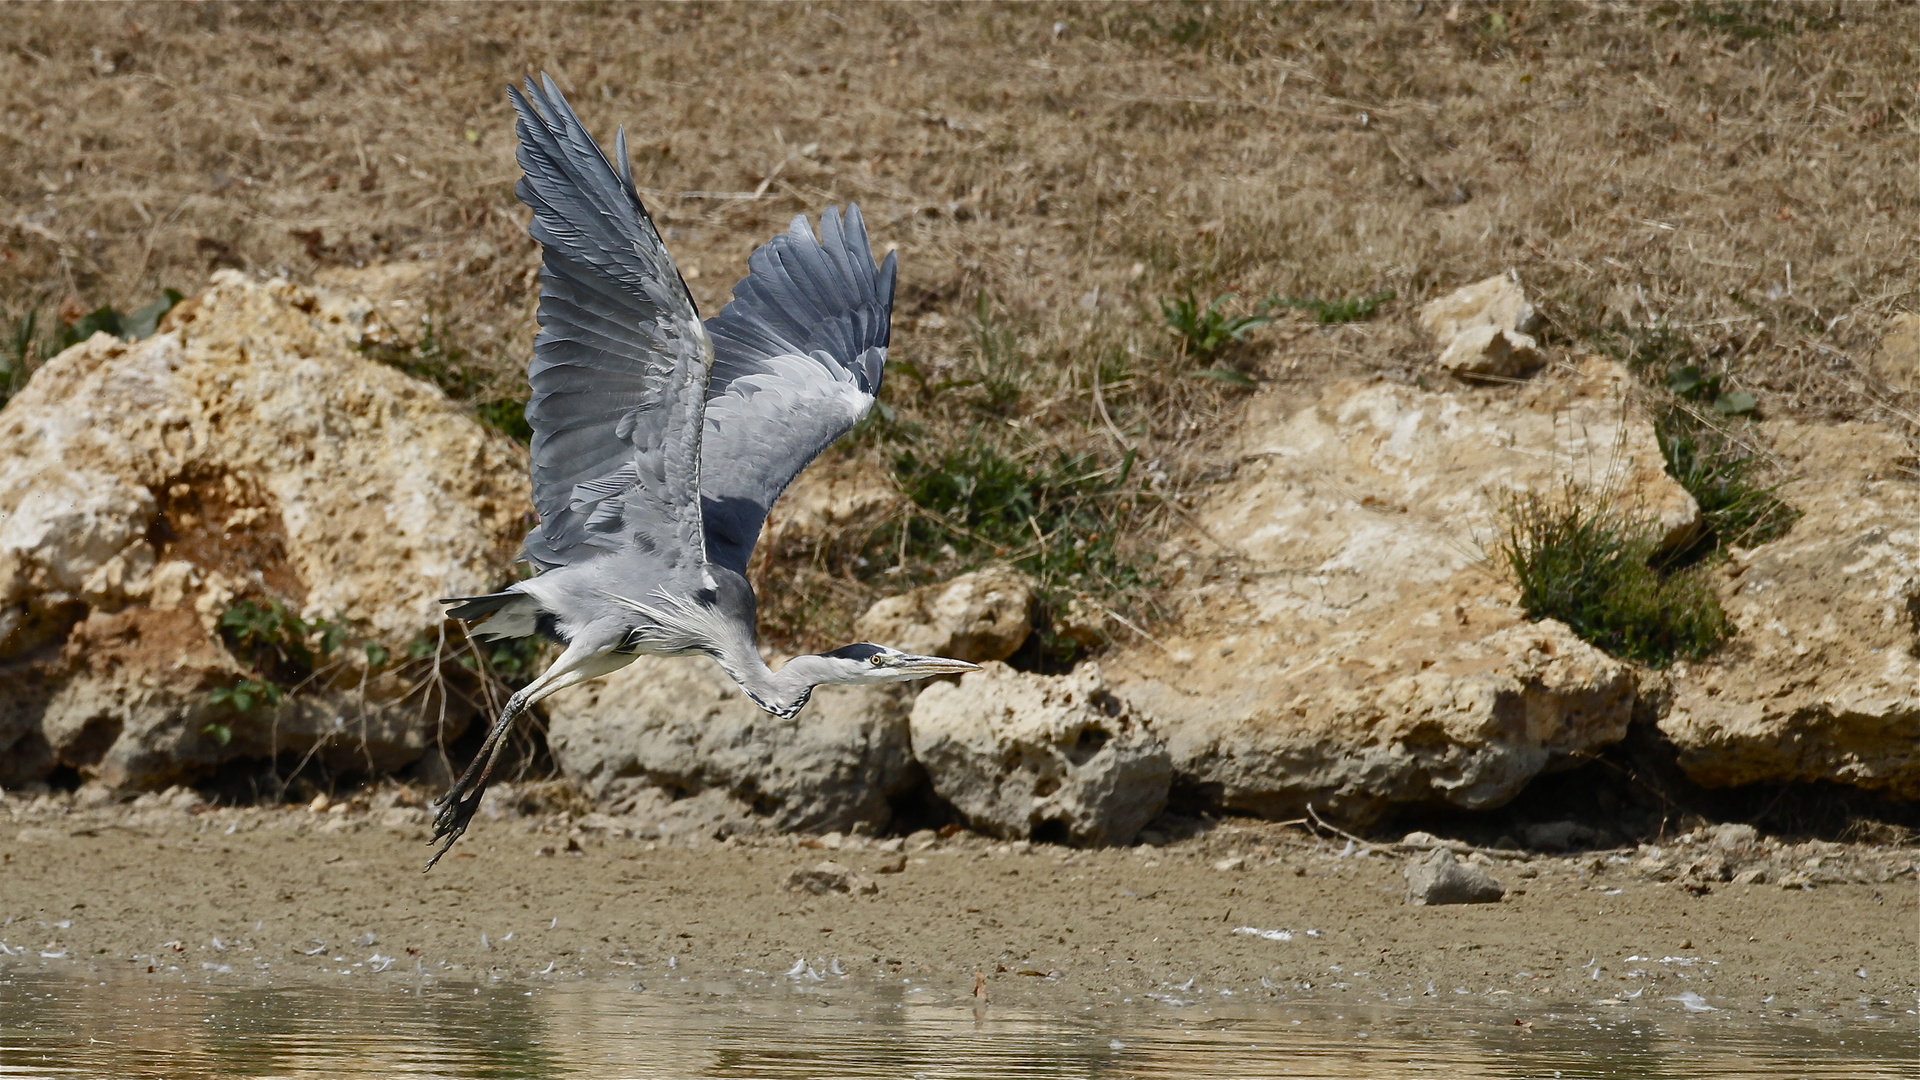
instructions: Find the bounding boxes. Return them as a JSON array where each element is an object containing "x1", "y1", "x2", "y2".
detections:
[{"x1": 426, "y1": 622, "x2": 633, "y2": 870}]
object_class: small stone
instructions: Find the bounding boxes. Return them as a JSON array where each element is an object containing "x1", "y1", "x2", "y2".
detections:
[
  {"x1": 1405, "y1": 848, "x2": 1504, "y2": 906},
  {"x1": 874, "y1": 853, "x2": 908, "y2": 874},
  {"x1": 1418, "y1": 273, "x2": 1541, "y2": 351},
  {"x1": 1708, "y1": 823, "x2": 1759, "y2": 852},
  {"x1": 1212, "y1": 856, "x2": 1247, "y2": 872},
  {"x1": 783, "y1": 860, "x2": 879, "y2": 896},
  {"x1": 1399, "y1": 831, "x2": 1447, "y2": 849},
  {"x1": 1435, "y1": 325, "x2": 1545, "y2": 381}
]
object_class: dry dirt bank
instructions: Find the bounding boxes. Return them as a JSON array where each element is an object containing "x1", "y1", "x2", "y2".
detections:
[{"x1": 1, "y1": 793, "x2": 1911, "y2": 1025}]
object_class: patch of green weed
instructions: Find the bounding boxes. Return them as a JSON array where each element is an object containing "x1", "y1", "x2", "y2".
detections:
[
  {"x1": 884, "y1": 438, "x2": 1150, "y2": 658},
  {"x1": 1655, "y1": 409, "x2": 1799, "y2": 563},
  {"x1": 1665, "y1": 365, "x2": 1756, "y2": 417},
  {"x1": 474, "y1": 397, "x2": 532, "y2": 443},
  {"x1": 1160, "y1": 290, "x2": 1271, "y2": 364},
  {"x1": 1658, "y1": 1, "x2": 1837, "y2": 39},
  {"x1": 1499, "y1": 486, "x2": 1730, "y2": 667},
  {"x1": 1265, "y1": 289, "x2": 1396, "y2": 324}
]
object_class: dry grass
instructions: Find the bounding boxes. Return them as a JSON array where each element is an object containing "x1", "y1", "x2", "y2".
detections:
[{"x1": 1, "y1": 1, "x2": 1913, "y2": 653}]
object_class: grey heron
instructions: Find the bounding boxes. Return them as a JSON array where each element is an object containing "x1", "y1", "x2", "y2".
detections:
[{"x1": 426, "y1": 75, "x2": 977, "y2": 869}]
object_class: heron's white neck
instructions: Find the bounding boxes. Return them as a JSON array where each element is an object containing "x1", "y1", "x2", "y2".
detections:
[{"x1": 718, "y1": 648, "x2": 840, "y2": 719}]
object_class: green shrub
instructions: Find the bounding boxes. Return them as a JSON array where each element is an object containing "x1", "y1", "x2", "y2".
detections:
[
  {"x1": 1655, "y1": 408, "x2": 1799, "y2": 564},
  {"x1": 884, "y1": 438, "x2": 1151, "y2": 661},
  {"x1": 1499, "y1": 487, "x2": 1730, "y2": 667}
]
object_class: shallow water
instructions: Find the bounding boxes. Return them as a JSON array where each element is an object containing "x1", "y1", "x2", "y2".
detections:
[{"x1": 1, "y1": 971, "x2": 1910, "y2": 1079}]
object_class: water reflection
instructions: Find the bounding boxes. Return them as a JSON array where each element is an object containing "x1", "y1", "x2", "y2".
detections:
[{"x1": 0, "y1": 971, "x2": 1907, "y2": 1079}]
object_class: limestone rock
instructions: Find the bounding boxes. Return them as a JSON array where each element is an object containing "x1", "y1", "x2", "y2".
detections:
[
  {"x1": 543, "y1": 653, "x2": 921, "y2": 834},
  {"x1": 909, "y1": 662, "x2": 1170, "y2": 847},
  {"x1": 1050, "y1": 594, "x2": 1110, "y2": 649},
  {"x1": 1406, "y1": 847, "x2": 1504, "y2": 905},
  {"x1": 1659, "y1": 422, "x2": 1920, "y2": 795},
  {"x1": 37, "y1": 607, "x2": 432, "y2": 788},
  {"x1": 0, "y1": 271, "x2": 530, "y2": 786},
  {"x1": 1421, "y1": 275, "x2": 1546, "y2": 381},
  {"x1": 1707, "y1": 823, "x2": 1759, "y2": 852},
  {"x1": 1109, "y1": 360, "x2": 1675, "y2": 825},
  {"x1": 1418, "y1": 273, "x2": 1541, "y2": 351},
  {"x1": 1434, "y1": 324, "x2": 1545, "y2": 381},
  {"x1": 854, "y1": 565, "x2": 1037, "y2": 664}
]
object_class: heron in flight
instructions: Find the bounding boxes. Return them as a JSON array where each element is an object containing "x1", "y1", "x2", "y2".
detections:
[{"x1": 426, "y1": 75, "x2": 977, "y2": 869}]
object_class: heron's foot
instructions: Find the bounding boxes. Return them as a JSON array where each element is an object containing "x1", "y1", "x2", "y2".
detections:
[{"x1": 425, "y1": 782, "x2": 487, "y2": 871}]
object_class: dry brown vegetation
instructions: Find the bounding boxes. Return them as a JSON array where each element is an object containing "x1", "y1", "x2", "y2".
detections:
[{"x1": 2, "y1": 1, "x2": 1913, "y2": 655}]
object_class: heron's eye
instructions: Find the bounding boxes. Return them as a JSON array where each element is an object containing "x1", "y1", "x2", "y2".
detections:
[{"x1": 869, "y1": 655, "x2": 884, "y2": 666}]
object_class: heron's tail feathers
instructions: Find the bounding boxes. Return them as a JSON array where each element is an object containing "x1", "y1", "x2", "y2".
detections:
[{"x1": 440, "y1": 591, "x2": 540, "y2": 640}]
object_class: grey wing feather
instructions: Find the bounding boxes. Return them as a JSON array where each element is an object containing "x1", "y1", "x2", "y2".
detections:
[
  {"x1": 700, "y1": 205, "x2": 897, "y2": 575},
  {"x1": 509, "y1": 73, "x2": 709, "y2": 572}
]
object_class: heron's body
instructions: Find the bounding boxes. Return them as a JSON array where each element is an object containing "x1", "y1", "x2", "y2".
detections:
[{"x1": 425, "y1": 76, "x2": 976, "y2": 868}]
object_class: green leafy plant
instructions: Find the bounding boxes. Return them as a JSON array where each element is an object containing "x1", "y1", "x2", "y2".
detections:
[
  {"x1": 1265, "y1": 289, "x2": 1396, "y2": 324},
  {"x1": 206, "y1": 677, "x2": 284, "y2": 716},
  {"x1": 1665, "y1": 365, "x2": 1756, "y2": 416},
  {"x1": 1160, "y1": 291, "x2": 1271, "y2": 364},
  {"x1": 215, "y1": 599, "x2": 350, "y2": 688},
  {"x1": 1499, "y1": 486, "x2": 1731, "y2": 667}
]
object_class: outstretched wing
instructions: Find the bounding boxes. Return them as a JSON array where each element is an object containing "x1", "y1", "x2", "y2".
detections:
[
  {"x1": 699, "y1": 205, "x2": 897, "y2": 575},
  {"x1": 509, "y1": 74, "x2": 710, "y2": 573}
]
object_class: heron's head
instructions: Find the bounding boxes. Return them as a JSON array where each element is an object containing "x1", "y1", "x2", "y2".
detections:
[{"x1": 811, "y1": 643, "x2": 979, "y2": 685}]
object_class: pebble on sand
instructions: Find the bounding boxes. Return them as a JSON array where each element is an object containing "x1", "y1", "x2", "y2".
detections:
[{"x1": 1405, "y1": 848, "x2": 1505, "y2": 906}]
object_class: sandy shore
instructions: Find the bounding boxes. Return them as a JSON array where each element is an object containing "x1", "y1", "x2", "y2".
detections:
[{"x1": 0, "y1": 789, "x2": 1911, "y2": 1025}]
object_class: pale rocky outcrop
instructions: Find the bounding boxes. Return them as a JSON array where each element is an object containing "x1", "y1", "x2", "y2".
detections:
[
  {"x1": 0, "y1": 271, "x2": 530, "y2": 786},
  {"x1": 1108, "y1": 359, "x2": 1676, "y2": 825},
  {"x1": 1658, "y1": 421, "x2": 1920, "y2": 795},
  {"x1": 909, "y1": 662, "x2": 1170, "y2": 846},
  {"x1": 1419, "y1": 274, "x2": 1545, "y2": 381},
  {"x1": 854, "y1": 565, "x2": 1037, "y2": 664},
  {"x1": 543, "y1": 653, "x2": 922, "y2": 833}
]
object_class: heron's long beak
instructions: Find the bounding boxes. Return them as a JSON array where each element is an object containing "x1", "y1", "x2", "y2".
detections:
[{"x1": 889, "y1": 654, "x2": 980, "y2": 677}]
